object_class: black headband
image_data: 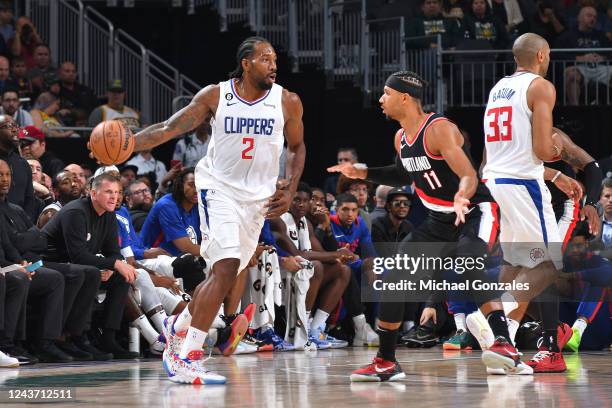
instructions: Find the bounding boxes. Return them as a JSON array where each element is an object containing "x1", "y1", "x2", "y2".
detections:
[{"x1": 385, "y1": 75, "x2": 424, "y2": 99}]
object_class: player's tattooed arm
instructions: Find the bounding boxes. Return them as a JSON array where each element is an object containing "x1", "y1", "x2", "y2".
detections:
[
  {"x1": 133, "y1": 85, "x2": 218, "y2": 152},
  {"x1": 553, "y1": 127, "x2": 595, "y2": 170}
]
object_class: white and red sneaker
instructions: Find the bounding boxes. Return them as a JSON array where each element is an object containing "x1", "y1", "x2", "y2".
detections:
[
  {"x1": 526, "y1": 349, "x2": 567, "y2": 373},
  {"x1": 350, "y1": 357, "x2": 406, "y2": 382},
  {"x1": 482, "y1": 336, "x2": 533, "y2": 375},
  {"x1": 162, "y1": 314, "x2": 186, "y2": 355},
  {"x1": 163, "y1": 349, "x2": 226, "y2": 384}
]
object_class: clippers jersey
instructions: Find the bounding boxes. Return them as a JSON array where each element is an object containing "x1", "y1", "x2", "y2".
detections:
[
  {"x1": 398, "y1": 112, "x2": 492, "y2": 213},
  {"x1": 483, "y1": 71, "x2": 543, "y2": 180},
  {"x1": 195, "y1": 79, "x2": 285, "y2": 201}
]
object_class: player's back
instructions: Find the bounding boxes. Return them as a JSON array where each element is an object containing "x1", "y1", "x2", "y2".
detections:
[
  {"x1": 195, "y1": 79, "x2": 285, "y2": 201},
  {"x1": 482, "y1": 72, "x2": 543, "y2": 180}
]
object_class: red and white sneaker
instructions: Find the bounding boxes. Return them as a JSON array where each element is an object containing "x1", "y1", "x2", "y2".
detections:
[
  {"x1": 482, "y1": 336, "x2": 533, "y2": 375},
  {"x1": 557, "y1": 323, "x2": 573, "y2": 351},
  {"x1": 350, "y1": 357, "x2": 406, "y2": 382},
  {"x1": 526, "y1": 349, "x2": 566, "y2": 373}
]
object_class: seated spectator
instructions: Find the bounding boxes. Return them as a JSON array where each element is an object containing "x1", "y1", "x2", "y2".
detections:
[
  {"x1": 57, "y1": 61, "x2": 98, "y2": 118},
  {"x1": 36, "y1": 170, "x2": 81, "y2": 228},
  {"x1": 0, "y1": 56, "x2": 8, "y2": 95},
  {"x1": 556, "y1": 6, "x2": 612, "y2": 105},
  {"x1": 324, "y1": 147, "x2": 358, "y2": 203},
  {"x1": 0, "y1": 159, "x2": 71, "y2": 364},
  {"x1": 126, "y1": 150, "x2": 168, "y2": 187},
  {"x1": 9, "y1": 17, "x2": 41, "y2": 69},
  {"x1": 26, "y1": 44, "x2": 55, "y2": 85},
  {"x1": 1, "y1": 89, "x2": 32, "y2": 127},
  {"x1": 598, "y1": 177, "x2": 612, "y2": 248},
  {"x1": 172, "y1": 116, "x2": 211, "y2": 168},
  {"x1": 443, "y1": 0, "x2": 466, "y2": 19},
  {"x1": 125, "y1": 179, "x2": 153, "y2": 233},
  {"x1": 140, "y1": 167, "x2": 201, "y2": 257},
  {"x1": 370, "y1": 185, "x2": 393, "y2": 221},
  {"x1": 462, "y1": 0, "x2": 509, "y2": 48},
  {"x1": 26, "y1": 158, "x2": 53, "y2": 205},
  {"x1": 337, "y1": 175, "x2": 373, "y2": 231},
  {"x1": 42, "y1": 172, "x2": 138, "y2": 359},
  {"x1": 64, "y1": 163, "x2": 87, "y2": 193},
  {"x1": 119, "y1": 164, "x2": 138, "y2": 189},
  {"x1": 30, "y1": 92, "x2": 75, "y2": 138},
  {"x1": 6, "y1": 57, "x2": 32, "y2": 104},
  {"x1": 18, "y1": 125, "x2": 65, "y2": 178},
  {"x1": 487, "y1": 0, "x2": 527, "y2": 39},
  {"x1": 88, "y1": 79, "x2": 140, "y2": 130},
  {"x1": 530, "y1": 0, "x2": 566, "y2": 45},
  {"x1": 0, "y1": 116, "x2": 35, "y2": 221},
  {"x1": 0, "y1": 2, "x2": 14, "y2": 45},
  {"x1": 371, "y1": 187, "x2": 414, "y2": 244},
  {"x1": 406, "y1": 0, "x2": 463, "y2": 49}
]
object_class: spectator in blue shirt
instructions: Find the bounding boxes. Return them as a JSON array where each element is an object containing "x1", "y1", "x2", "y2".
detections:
[{"x1": 141, "y1": 168, "x2": 200, "y2": 257}]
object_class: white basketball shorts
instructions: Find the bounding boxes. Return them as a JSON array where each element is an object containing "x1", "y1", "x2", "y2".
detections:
[
  {"x1": 198, "y1": 188, "x2": 267, "y2": 272},
  {"x1": 485, "y1": 177, "x2": 562, "y2": 269}
]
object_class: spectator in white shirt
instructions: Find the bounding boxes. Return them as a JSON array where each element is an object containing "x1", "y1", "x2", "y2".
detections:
[
  {"x1": 126, "y1": 150, "x2": 167, "y2": 186},
  {"x1": 172, "y1": 118, "x2": 210, "y2": 168}
]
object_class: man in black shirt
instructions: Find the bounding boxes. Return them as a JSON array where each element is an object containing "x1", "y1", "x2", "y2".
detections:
[
  {"x1": 406, "y1": 0, "x2": 462, "y2": 49},
  {"x1": 0, "y1": 158, "x2": 71, "y2": 364},
  {"x1": 43, "y1": 172, "x2": 137, "y2": 359},
  {"x1": 371, "y1": 188, "x2": 414, "y2": 244},
  {"x1": 57, "y1": 61, "x2": 98, "y2": 117},
  {"x1": 0, "y1": 116, "x2": 36, "y2": 222},
  {"x1": 556, "y1": 6, "x2": 612, "y2": 105},
  {"x1": 18, "y1": 125, "x2": 64, "y2": 179}
]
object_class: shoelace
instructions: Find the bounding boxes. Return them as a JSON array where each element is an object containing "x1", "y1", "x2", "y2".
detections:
[{"x1": 531, "y1": 350, "x2": 551, "y2": 363}]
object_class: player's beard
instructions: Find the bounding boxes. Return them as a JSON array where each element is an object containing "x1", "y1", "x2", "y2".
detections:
[{"x1": 258, "y1": 78, "x2": 273, "y2": 91}]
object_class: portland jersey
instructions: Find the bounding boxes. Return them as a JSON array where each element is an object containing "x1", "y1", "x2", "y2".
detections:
[
  {"x1": 195, "y1": 79, "x2": 285, "y2": 201},
  {"x1": 483, "y1": 71, "x2": 543, "y2": 180},
  {"x1": 398, "y1": 112, "x2": 491, "y2": 213}
]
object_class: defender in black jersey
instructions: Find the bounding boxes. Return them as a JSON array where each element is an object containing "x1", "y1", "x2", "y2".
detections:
[{"x1": 329, "y1": 71, "x2": 531, "y2": 381}]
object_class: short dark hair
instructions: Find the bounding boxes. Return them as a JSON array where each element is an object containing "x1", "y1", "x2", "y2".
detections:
[
  {"x1": 92, "y1": 173, "x2": 120, "y2": 191},
  {"x1": 571, "y1": 221, "x2": 591, "y2": 240},
  {"x1": 602, "y1": 177, "x2": 612, "y2": 190},
  {"x1": 296, "y1": 181, "x2": 312, "y2": 198},
  {"x1": 336, "y1": 192, "x2": 358, "y2": 207},
  {"x1": 172, "y1": 167, "x2": 195, "y2": 203},
  {"x1": 1, "y1": 88, "x2": 18, "y2": 100},
  {"x1": 34, "y1": 43, "x2": 50, "y2": 52},
  {"x1": 338, "y1": 147, "x2": 358, "y2": 161},
  {"x1": 53, "y1": 170, "x2": 72, "y2": 189},
  {"x1": 228, "y1": 36, "x2": 271, "y2": 79}
]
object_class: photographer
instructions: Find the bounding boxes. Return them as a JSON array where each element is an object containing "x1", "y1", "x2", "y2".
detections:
[{"x1": 8, "y1": 17, "x2": 41, "y2": 69}]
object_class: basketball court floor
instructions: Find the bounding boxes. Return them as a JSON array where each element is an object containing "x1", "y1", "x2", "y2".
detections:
[{"x1": 1, "y1": 348, "x2": 610, "y2": 407}]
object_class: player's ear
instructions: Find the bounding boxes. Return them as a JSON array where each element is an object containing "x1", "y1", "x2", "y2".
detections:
[{"x1": 241, "y1": 57, "x2": 250, "y2": 73}]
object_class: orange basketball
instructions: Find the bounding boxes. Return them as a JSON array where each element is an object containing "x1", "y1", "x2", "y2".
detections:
[{"x1": 89, "y1": 120, "x2": 135, "y2": 165}]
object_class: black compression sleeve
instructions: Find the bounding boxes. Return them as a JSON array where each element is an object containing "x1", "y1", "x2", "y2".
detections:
[
  {"x1": 584, "y1": 161, "x2": 603, "y2": 206},
  {"x1": 365, "y1": 155, "x2": 412, "y2": 187}
]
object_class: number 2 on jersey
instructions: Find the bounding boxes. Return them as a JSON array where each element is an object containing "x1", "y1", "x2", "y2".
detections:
[
  {"x1": 242, "y1": 137, "x2": 254, "y2": 159},
  {"x1": 486, "y1": 106, "x2": 512, "y2": 142}
]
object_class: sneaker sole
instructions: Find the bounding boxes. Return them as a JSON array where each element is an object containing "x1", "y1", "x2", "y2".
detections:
[
  {"x1": 349, "y1": 372, "x2": 406, "y2": 382},
  {"x1": 442, "y1": 343, "x2": 472, "y2": 351},
  {"x1": 482, "y1": 350, "x2": 517, "y2": 371},
  {"x1": 219, "y1": 315, "x2": 248, "y2": 357},
  {"x1": 0, "y1": 361, "x2": 19, "y2": 368},
  {"x1": 167, "y1": 373, "x2": 227, "y2": 385}
]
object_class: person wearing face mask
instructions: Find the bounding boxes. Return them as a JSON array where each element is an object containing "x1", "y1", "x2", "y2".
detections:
[{"x1": 0, "y1": 115, "x2": 35, "y2": 221}]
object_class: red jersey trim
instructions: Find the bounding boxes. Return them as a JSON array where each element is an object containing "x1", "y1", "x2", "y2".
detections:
[
  {"x1": 402, "y1": 112, "x2": 434, "y2": 147},
  {"x1": 414, "y1": 186, "x2": 454, "y2": 207}
]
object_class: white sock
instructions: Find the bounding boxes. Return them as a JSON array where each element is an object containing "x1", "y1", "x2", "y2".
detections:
[
  {"x1": 132, "y1": 315, "x2": 160, "y2": 345},
  {"x1": 310, "y1": 310, "x2": 330, "y2": 331},
  {"x1": 454, "y1": 313, "x2": 467, "y2": 332},
  {"x1": 403, "y1": 320, "x2": 415, "y2": 333},
  {"x1": 507, "y1": 318, "x2": 519, "y2": 345},
  {"x1": 353, "y1": 314, "x2": 367, "y2": 330},
  {"x1": 501, "y1": 292, "x2": 518, "y2": 315},
  {"x1": 573, "y1": 318, "x2": 588, "y2": 337},
  {"x1": 149, "y1": 309, "x2": 168, "y2": 334},
  {"x1": 179, "y1": 326, "x2": 208, "y2": 359},
  {"x1": 174, "y1": 306, "x2": 192, "y2": 332}
]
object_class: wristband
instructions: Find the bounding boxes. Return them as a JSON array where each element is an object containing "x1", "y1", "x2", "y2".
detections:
[{"x1": 551, "y1": 171, "x2": 562, "y2": 183}]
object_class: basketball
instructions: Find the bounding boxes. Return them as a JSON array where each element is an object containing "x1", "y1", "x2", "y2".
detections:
[{"x1": 88, "y1": 120, "x2": 135, "y2": 165}]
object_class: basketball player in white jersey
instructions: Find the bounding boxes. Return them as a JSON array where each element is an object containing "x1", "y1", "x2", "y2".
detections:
[
  {"x1": 482, "y1": 33, "x2": 566, "y2": 372},
  {"x1": 129, "y1": 37, "x2": 306, "y2": 384}
]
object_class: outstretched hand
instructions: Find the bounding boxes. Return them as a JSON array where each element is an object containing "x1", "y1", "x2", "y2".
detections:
[
  {"x1": 326, "y1": 162, "x2": 367, "y2": 179},
  {"x1": 453, "y1": 192, "x2": 470, "y2": 226}
]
